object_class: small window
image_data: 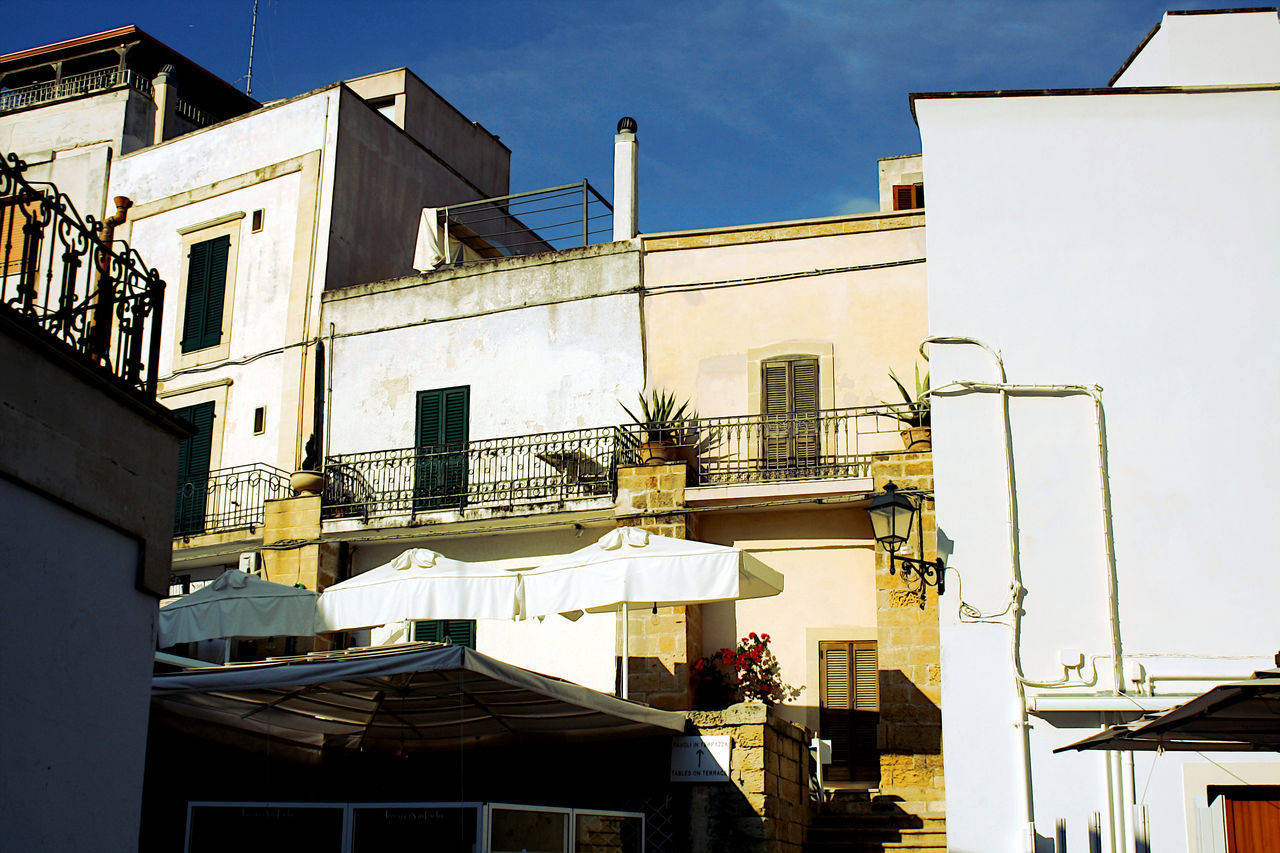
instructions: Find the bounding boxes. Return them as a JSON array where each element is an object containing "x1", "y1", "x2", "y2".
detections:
[
  {"x1": 412, "y1": 619, "x2": 476, "y2": 648},
  {"x1": 253, "y1": 406, "x2": 266, "y2": 435},
  {"x1": 251, "y1": 209, "x2": 264, "y2": 232},
  {"x1": 181, "y1": 235, "x2": 231, "y2": 353},
  {"x1": 169, "y1": 574, "x2": 191, "y2": 597},
  {"x1": 892, "y1": 183, "x2": 924, "y2": 211}
]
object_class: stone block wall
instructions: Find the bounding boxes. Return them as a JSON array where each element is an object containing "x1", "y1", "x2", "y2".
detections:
[
  {"x1": 687, "y1": 703, "x2": 811, "y2": 853},
  {"x1": 261, "y1": 493, "x2": 340, "y2": 652},
  {"x1": 867, "y1": 452, "x2": 945, "y2": 818},
  {"x1": 615, "y1": 463, "x2": 701, "y2": 709}
]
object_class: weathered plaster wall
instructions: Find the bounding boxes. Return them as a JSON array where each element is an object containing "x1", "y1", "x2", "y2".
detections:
[
  {"x1": 322, "y1": 244, "x2": 645, "y2": 453},
  {"x1": 642, "y1": 218, "x2": 927, "y2": 420},
  {"x1": 326, "y1": 86, "x2": 501, "y2": 290}
]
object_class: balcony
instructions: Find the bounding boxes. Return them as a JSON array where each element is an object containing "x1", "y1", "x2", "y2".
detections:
[
  {"x1": 0, "y1": 67, "x2": 152, "y2": 113},
  {"x1": 675, "y1": 404, "x2": 912, "y2": 487},
  {"x1": 1, "y1": 152, "x2": 166, "y2": 396},
  {"x1": 323, "y1": 426, "x2": 625, "y2": 521},
  {"x1": 174, "y1": 464, "x2": 293, "y2": 538}
]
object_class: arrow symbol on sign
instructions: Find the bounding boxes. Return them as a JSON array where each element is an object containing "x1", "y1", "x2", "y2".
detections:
[{"x1": 695, "y1": 748, "x2": 704, "y2": 767}]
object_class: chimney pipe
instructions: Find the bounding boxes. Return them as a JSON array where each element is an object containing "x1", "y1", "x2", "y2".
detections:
[{"x1": 613, "y1": 116, "x2": 637, "y2": 241}]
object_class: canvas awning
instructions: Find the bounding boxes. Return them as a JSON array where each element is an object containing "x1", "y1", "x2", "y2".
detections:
[
  {"x1": 158, "y1": 570, "x2": 323, "y2": 647},
  {"x1": 1055, "y1": 669, "x2": 1280, "y2": 753},
  {"x1": 152, "y1": 643, "x2": 687, "y2": 752}
]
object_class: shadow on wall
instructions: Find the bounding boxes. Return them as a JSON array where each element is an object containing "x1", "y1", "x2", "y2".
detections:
[{"x1": 879, "y1": 669, "x2": 942, "y2": 755}]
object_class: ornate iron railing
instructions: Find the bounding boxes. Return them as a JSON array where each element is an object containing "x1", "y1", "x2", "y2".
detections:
[
  {"x1": 624, "y1": 405, "x2": 915, "y2": 487},
  {"x1": 0, "y1": 152, "x2": 166, "y2": 395},
  {"x1": 174, "y1": 463, "x2": 294, "y2": 538},
  {"x1": 0, "y1": 67, "x2": 152, "y2": 112},
  {"x1": 323, "y1": 426, "x2": 624, "y2": 520}
]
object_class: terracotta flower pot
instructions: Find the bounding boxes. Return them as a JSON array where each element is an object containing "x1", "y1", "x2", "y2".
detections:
[
  {"x1": 900, "y1": 426, "x2": 931, "y2": 451},
  {"x1": 640, "y1": 439, "x2": 676, "y2": 465}
]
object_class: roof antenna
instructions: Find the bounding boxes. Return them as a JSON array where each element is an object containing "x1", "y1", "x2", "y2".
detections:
[{"x1": 245, "y1": 0, "x2": 258, "y2": 97}]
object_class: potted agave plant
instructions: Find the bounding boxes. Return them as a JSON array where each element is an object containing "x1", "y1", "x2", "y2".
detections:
[
  {"x1": 620, "y1": 389, "x2": 693, "y2": 465},
  {"x1": 887, "y1": 364, "x2": 931, "y2": 450}
]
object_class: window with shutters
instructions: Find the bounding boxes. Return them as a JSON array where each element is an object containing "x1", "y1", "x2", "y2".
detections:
[
  {"x1": 412, "y1": 619, "x2": 477, "y2": 649},
  {"x1": 819, "y1": 640, "x2": 879, "y2": 782},
  {"x1": 173, "y1": 401, "x2": 215, "y2": 536},
  {"x1": 181, "y1": 235, "x2": 230, "y2": 353},
  {"x1": 414, "y1": 386, "x2": 470, "y2": 511},
  {"x1": 892, "y1": 183, "x2": 924, "y2": 211},
  {"x1": 173, "y1": 214, "x2": 242, "y2": 368},
  {"x1": 0, "y1": 193, "x2": 42, "y2": 282},
  {"x1": 761, "y1": 355, "x2": 820, "y2": 475}
]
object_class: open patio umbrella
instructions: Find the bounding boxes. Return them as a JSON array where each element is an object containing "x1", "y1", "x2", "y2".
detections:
[
  {"x1": 158, "y1": 570, "x2": 323, "y2": 648},
  {"x1": 317, "y1": 548, "x2": 525, "y2": 631},
  {"x1": 520, "y1": 527, "x2": 785, "y2": 697}
]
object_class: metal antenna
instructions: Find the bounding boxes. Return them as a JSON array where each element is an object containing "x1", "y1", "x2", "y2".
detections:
[{"x1": 245, "y1": 0, "x2": 258, "y2": 96}]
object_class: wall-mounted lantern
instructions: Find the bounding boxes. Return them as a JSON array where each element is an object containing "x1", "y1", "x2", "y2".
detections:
[{"x1": 867, "y1": 481, "x2": 945, "y2": 608}]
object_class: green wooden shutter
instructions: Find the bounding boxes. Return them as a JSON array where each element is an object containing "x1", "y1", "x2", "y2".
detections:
[
  {"x1": 412, "y1": 619, "x2": 476, "y2": 648},
  {"x1": 414, "y1": 386, "x2": 469, "y2": 510},
  {"x1": 181, "y1": 236, "x2": 230, "y2": 353},
  {"x1": 173, "y1": 401, "x2": 215, "y2": 535}
]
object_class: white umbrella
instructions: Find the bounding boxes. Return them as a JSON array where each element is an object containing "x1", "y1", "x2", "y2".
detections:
[
  {"x1": 158, "y1": 570, "x2": 322, "y2": 648},
  {"x1": 317, "y1": 548, "x2": 524, "y2": 631},
  {"x1": 521, "y1": 527, "x2": 785, "y2": 697}
]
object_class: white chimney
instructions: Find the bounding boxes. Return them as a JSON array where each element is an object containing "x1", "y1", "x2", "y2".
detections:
[{"x1": 612, "y1": 116, "x2": 638, "y2": 241}]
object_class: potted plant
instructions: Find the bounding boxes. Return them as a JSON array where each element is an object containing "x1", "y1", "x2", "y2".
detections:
[
  {"x1": 887, "y1": 363, "x2": 931, "y2": 450},
  {"x1": 691, "y1": 632, "x2": 802, "y2": 710},
  {"x1": 620, "y1": 389, "x2": 692, "y2": 465}
]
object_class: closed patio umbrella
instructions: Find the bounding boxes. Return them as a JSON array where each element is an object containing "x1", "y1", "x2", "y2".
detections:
[
  {"x1": 158, "y1": 570, "x2": 323, "y2": 648},
  {"x1": 317, "y1": 548, "x2": 525, "y2": 631},
  {"x1": 521, "y1": 527, "x2": 785, "y2": 697}
]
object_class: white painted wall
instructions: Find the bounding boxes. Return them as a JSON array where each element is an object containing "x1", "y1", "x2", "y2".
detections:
[
  {"x1": 323, "y1": 245, "x2": 645, "y2": 454},
  {"x1": 1113, "y1": 11, "x2": 1280, "y2": 87},
  {"x1": 917, "y1": 48, "x2": 1280, "y2": 853}
]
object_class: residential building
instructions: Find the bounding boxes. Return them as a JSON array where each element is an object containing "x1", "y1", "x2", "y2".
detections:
[
  {"x1": 914, "y1": 9, "x2": 1280, "y2": 853},
  {"x1": 0, "y1": 147, "x2": 184, "y2": 850}
]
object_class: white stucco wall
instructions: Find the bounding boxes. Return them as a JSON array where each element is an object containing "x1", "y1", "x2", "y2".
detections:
[
  {"x1": 917, "y1": 82, "x2": 1280, "y2": 853},
  {"x1": 323, "y1": 244, "x2": 645, "y2": 454},
  {"x1": 1113, "y1": 11, "x2": 1280, "y2": 87}
]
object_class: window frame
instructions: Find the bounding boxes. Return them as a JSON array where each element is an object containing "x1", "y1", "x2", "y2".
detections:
[{"x1": 172, "y1": 212, "x2": 243, "y2": 368}]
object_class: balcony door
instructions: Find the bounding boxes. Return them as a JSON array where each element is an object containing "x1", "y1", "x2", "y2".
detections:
[
  {"x1": 173, "y1": 401, "x2": 215, "y2": 536},
  {"x1": 819, "y1": 640, "x2": 880, "y2": 782},
  {"x1": 414, "y1": 386, "x2": 469, "y2": 511},
  {"x1": 762, "y1": 355, "x2": 820, "y2": 476}
]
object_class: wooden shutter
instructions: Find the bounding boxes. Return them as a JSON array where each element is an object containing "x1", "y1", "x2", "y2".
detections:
[
  {"x1": 181, "y1": 235, "x2": 230, "y2": 353},
  {"x1": 892, "y1": 184, "x2": 924, "y2": 211},
  {"x1": 761, "y1": 357, "x2": 821, "y2": 474},
  {"x1": 173, "y1": 401, "x2": 215, "y2": 535},
  {"x1": 1223, "y1": 788, "x2": 1280, "y2": 852},
  {"x1": 819, "y1": 640, "x2": 879, "y2": 782},
  {"x1": 414, "y1": 386, "x2": 470, "y2": 510},
  {"x1": 413, "y1": 619, "x2": 476, "y2": 648},
  {"x1": 0, "y1": 194, "x2": 41, "y2": 280}
]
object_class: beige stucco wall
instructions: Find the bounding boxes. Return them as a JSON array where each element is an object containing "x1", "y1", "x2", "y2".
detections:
[
  {"x1": 698, "y1": 506, "x2": 877, "y2": 733},
  {"x1": 641, "y1": 215, "x2": 927, "y2": 420}
]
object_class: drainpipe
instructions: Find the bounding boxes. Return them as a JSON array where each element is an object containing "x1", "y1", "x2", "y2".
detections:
[
  {"x1": 612, "y1": 117, "x2": 638, "y2": 241},
  {"x1": 86, "y1": 195, "x2": 132, "y2": 365},
  {"x1": 923, "y1": 336, "x2": 1127, "y2": 852}
]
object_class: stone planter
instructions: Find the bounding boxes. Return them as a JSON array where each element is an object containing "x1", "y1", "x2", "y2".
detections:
[{"x1": 290, "y1": 469, "x2": 327, "y2": 496}]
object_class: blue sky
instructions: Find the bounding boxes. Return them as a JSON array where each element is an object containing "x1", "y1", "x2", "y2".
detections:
[{"x1": 1, "y1": 1, "x2": 1228, "y2": 232}]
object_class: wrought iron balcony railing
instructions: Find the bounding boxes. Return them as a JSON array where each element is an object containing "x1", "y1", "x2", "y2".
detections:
[
  {"x1": 174, "y1": 464, "x2": 293, "y2": 538},
  {"x1": 323, "y1": 426, "x2": 625, "y2": 520},
  {"x1": 0, "y1": 67, "x2": 153, "y2": 112},
  {"x1": 0, "y1": 152, "x2": 166, "y2": 396},
  {"x1": 623, "y1": 405, "x2": 916, "y2": 487}
]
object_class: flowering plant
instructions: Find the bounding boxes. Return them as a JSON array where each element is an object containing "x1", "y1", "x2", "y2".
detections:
[{"x1": 691, "y1": 632, "x2": 802, "y2": 709}]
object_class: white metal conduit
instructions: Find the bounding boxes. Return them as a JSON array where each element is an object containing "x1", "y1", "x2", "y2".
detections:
[{"x1": 921, "y1": 335, "x2": 1128, "y2": 853}]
